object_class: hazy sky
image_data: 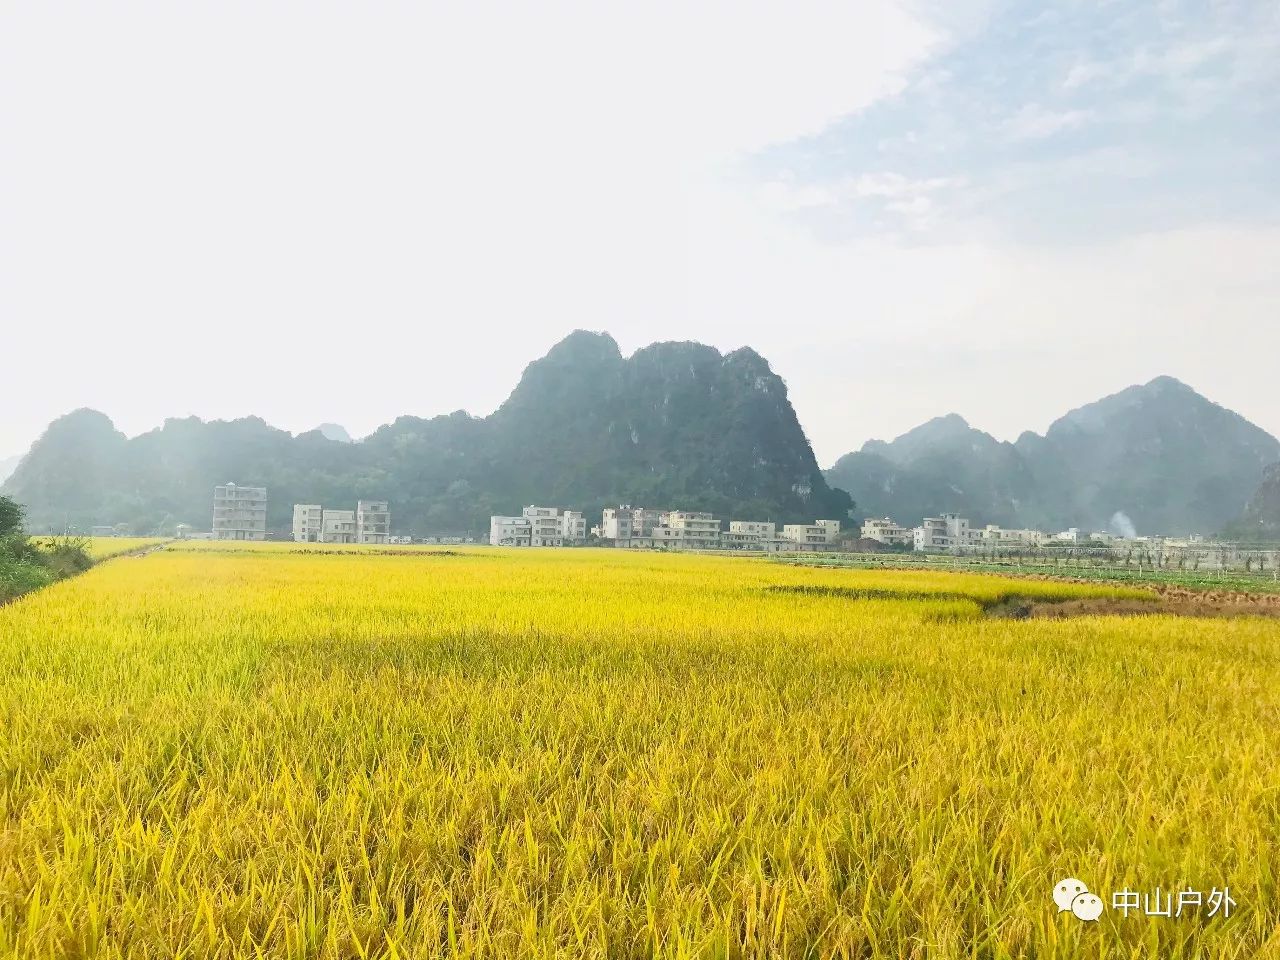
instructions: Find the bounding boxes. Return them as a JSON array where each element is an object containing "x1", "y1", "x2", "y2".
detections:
[{"x1": 3, "y1": 0, "x2": 1278, "y2": 466}]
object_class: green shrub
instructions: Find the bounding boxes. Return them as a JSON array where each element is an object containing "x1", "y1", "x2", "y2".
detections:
[{"x1": 0, "y1": 498, "x2": 92, "y2": 603}]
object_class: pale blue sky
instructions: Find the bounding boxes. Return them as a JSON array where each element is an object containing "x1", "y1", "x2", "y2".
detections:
[
  {"x1": 746, "y1": 0, "x2": 1279, "y2": 247},
  {"x1": 2, "y1": 0, "x2": 1277, "y2": 466}
]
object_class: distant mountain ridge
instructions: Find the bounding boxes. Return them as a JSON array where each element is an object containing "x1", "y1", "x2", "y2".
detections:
[
  {"x1": 8, "y1": 345, "x2": 1274, "y2": 538},
  {"x1": 826, "y1": 376, "x2": 1280, "y2": 537},
  {"x1": 0, "y1": 455, "x2": 20, "y2": 485},
  {"x1": 315, "y1": 423, "x2": 353, "y2": 443},
  {"x1": 3, "y1": 332, "x2": 850, "y2": 535}
]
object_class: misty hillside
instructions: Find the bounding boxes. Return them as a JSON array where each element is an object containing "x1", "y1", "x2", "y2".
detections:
[
  {"x1": 827, "y1": 376, "x2": 1280, "y2": 536},
  {"x1": 1232, "y1": 464, "x2": 1280, "y2": 540},
  {"x1": 315, "y1": 423, "x2": 354, "y2": 443},
  {"x1": 3, "y1": 332, "x2": 850, "y2": 535}
]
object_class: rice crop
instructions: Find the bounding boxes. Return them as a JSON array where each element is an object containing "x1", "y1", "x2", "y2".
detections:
[{"x1": 0, "y1": 545, "x2": 1276, "y2": 958}]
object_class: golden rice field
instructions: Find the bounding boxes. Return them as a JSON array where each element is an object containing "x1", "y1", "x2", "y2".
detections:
[{"x1": 0, "y1": 544, "x2": 1278, "y2": 958}]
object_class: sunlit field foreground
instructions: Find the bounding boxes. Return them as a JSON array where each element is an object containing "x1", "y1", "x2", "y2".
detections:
[{"x1": 1, "y1": 546, "x2": 1278, "y2": 958}]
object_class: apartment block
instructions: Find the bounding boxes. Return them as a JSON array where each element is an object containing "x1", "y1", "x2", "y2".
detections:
[
  {"x1": 356, "y1": 500, "x2": 390, "y2": 544},
  {"x1": 489, "y1": 505, "x2": 586, "y2": 547},
  {"x1": 780, "y1": 519, "x2": 841, "y2": 545},
  {"x1": 729, "y1": 520, "x2": 775, "y2": 539},
  {"x1": 322, "y1": 509, "x2": 357, "y2": 544},
  {"x1": 601, "y1": 506, "x2": 664, "y2": 541},
  {"x1": 861, "y1": 517, "x2": 911, "y2": 546},
  {"x1": 489, "y1": 516, "x2": 532, "y2": 547},
  {"x1": 292, "y1": 504, "x2": 323, "y2": 542},
  {"x1": 1056, "y1": 527, "x2": 1096, "y2": 544},
  {"x1": 978, "y1": 525, "x2": 1047, "y2": 547},
  {"x1": 212, "y1": 484, "x2": 267, "y2": 541},
  {"x1": 942, "y1": 514, "x2": 977, "y2": 545},
  {"x1": 560, "y1": 510, "x2": 587, "y2": 542},
  {"x1": 913, "y1": 517, "x2": 951, "y2": 551},
  {"x1": 291, "y1": 499, "x2": 393, "y2": 543},
  {"x1": 525, "y1": 506, "x2": 565, "y2": 547},
  {"x1": 911, "y1": 514, "x2": 980, "y2": 551},
  {"x1": 655, "y1": 511, "x2": 722, "y2": 549}
]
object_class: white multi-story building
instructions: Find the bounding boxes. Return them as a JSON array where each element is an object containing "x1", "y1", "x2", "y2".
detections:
[
  {"x1": 601, "y1": 506, "x2": 664, "y2": 541},
  {"x1": 356, "y1": 500, "x2": 390, "y2": 544},
  {"x1": 655, "y1": 511, "x2": 721, "y2": 548},
  {"x1": 913, "y1": 517, "x2": 952, "y2": 551},
  {"x1": 912, "y1": 514, "x2": 982, "y2": 551},
  {"x1": 560, "y1": 510, "x2": 587, "y2": 542},
  {"x1": 292, "y1": 504, "x2": 323, "y2": 542},
  {"x1": 490, "y1": 515, "x2": 532, "y2": 546},
  {"x1": 489, "y1": 506, "x2": 587, "y2": 547},
  {"x1": 730, "y1": 520, "x2": 775, "y2": 539},
  {"x1": 780, "y1": 519, "x2": 841, "y2": 546},
  {"x1": 292, "y1": 499, "x2": 392, "y2": 543},
  {"x1": 977, "y1": 525, "x2": 1047, "y2": 547},
  {"x1": 942, "y1": 513, "x2": 978, "y2": 545},
  {"x1": 910, "y1": 514, "x2": 986, "y2": 551},
  {"x1": 861, "y1": 517, "x2": 911, "y2": 546},
  {"x1": 322, "y1": 509, "x2": 357, "y2": 544},
  {"x1": 525, "y1": 506, "x2": 565, "y2": 547},
  {"x1": 213, "y1": 484, "x2": 268, "y2": 541},
  {"x1": 721, "y1": 520, "x2": 775, "y2": 550},
  {"x1": 605, "y1": 509, "x2": 724, "y2": 549}
]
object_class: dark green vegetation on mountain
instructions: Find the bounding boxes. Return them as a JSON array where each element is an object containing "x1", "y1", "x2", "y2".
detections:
[
  {"x1": 3, "y1": 332, "x2": 850, "y2": 536},
  {"x1": 826, "y1": 377, "x2": 1279, "y2": 537}
]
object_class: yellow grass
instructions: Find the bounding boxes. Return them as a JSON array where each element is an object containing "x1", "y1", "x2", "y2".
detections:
[{"x1": 0, "y1": 545, "x2": 1277, "y2": 958}]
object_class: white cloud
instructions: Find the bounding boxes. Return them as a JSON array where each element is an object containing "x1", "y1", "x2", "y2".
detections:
[
  {"x1": 1062, "y1": 60, "x2": 1112, "y2": 90},
  {"x1": 1063, "y1": 31, "x2": 1278, "y2": 97},
  {"x1": 1003, "y1": 105, "x2": 1094, "y2": 140},
  {"x1": 754, "y1": 172, "x2": 961, "y2": 220}
]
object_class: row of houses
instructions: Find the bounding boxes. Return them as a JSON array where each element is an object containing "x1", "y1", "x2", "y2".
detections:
[
  {"x1": 292, "y1": 500, "x2": 390, "y2": 544},
  {"x1": 859, "y1": 513, "x2": 1203, "y2": 552},
  {"x1": 861, "y1": 513, "x2": 1082, "y2": 551},
  {"x1": 489, "y1": 505, "x2": 588, "y2": 547},
  {"x1": 489, "y1": 504, "x2": 842, "y2": 551},
  {"x1": 211, "y1": 485, "x2": 392, "y2": 544}
]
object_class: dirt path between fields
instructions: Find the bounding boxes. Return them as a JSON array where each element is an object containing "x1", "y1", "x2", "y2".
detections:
[{"x1": 988, "y1": 585, "x2": 1280, "y2": 621}]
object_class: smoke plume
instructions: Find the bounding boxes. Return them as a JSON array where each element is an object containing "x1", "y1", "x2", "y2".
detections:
[{"x1": 1109, "y1": 511, "x2": 1137, "y2": 539}]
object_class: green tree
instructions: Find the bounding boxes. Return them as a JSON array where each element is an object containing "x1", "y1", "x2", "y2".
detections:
[{"x1": 0, "y1": 496, "x2": 22, "y2": 538}]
